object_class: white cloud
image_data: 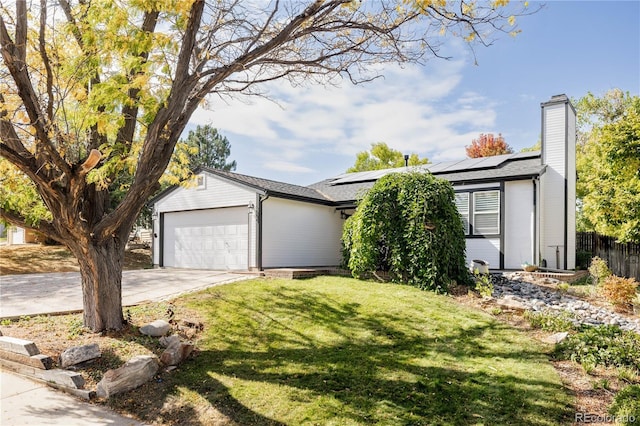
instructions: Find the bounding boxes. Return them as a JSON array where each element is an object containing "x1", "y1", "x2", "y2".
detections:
[
  {"x1": 264, "y1": 160, "x2": 315, "y2": 174},
  {"x1": 193, "y1": 52, "x2": 499, "y2": 179}
]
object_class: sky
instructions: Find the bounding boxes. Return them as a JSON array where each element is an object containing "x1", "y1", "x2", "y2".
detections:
[{"x1": 188, "y1": 1, "x2": 640, "y2": 186}]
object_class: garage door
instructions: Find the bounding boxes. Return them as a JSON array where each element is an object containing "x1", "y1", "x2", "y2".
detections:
[{"x1": 163, "y1": 207, "x2": 248, "y2": 270}]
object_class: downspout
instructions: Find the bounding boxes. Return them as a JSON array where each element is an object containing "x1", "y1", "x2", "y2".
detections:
[
  {"x1": 532, "y1": 177, "x2": 538, "y2": 266},
  {"x1": 257, "y1": 193, "x2": 269, "y2": 271},
  {"x1": 564, "y1": 101, "x2": 569, "y2": 270}
]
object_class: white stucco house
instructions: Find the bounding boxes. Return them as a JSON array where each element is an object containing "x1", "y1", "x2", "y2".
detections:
[{"x1": 151, "y1": 94, "x2": 576, "y2": 271}]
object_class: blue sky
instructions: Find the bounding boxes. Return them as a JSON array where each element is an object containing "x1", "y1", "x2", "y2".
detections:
[{"x1": 189, "y1": 1, "x2": 640, "y2": 186}]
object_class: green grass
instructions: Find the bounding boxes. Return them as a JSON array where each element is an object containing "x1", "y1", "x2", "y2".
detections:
[{"x1": 130, "y1": 277, "x2": 572, "y2": 425}]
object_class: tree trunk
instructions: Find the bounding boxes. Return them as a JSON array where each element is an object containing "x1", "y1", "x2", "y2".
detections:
[{"x1": 70, "y1": 237, "x2": 126, "y2": 332}]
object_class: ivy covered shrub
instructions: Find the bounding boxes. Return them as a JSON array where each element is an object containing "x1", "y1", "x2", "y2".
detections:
[{"x1": 342, "y1": 171, "x2": 470, "y2": 292}]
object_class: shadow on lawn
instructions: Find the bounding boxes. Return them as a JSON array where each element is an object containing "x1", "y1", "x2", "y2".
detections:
[{"x1": 114, "y1": 285, "x2": 573, "y2": 425}]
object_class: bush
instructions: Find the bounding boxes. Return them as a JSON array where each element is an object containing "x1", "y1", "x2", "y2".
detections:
[
  {"x1": 600, "y1": 275, "x2": 638, "y2": 308},
  {"x1": 524, "y1": 310, "x2": 576, "y2": 332},
  {"x1": 588, "y1": 256, "x2": 612, "y2": 286},
  {"x1": 609, "y1": 385, "x2": 640, "y2": 425},
  {"x1": 342, "y1": 171, "x2": 470, "y2": 292},
  {"x1": 472, "y1": 271, "x2": 493, "y2": 297},
  {"x1": 554, "y1": 325, "x2": 640, "y2": 372}
]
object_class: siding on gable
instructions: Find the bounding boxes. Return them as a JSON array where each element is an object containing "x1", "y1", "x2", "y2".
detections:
[
  {"x1": 155, "y1": 173, "x2": 257, "y2": 213},
  {"x1": 262, "y1": 197, "x2": 344, "y2": 268},
  {"x1": 504, "y1": 180, "x2": 535, "y2": 269}
]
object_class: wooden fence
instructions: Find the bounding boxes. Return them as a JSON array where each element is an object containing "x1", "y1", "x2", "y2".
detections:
[{"x1": 576, "y1": 232, "x2": 640, "y2": 280}]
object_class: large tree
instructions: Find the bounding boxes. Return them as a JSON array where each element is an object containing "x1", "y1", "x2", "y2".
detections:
[
  {"x1": 465, "y1": 133, "x2": 514, "y2": 158},
  {"x1": 347, "y1": 142, "x2": 429, "y2": 172},
  {"x1": 0, "y1": 0, "x2": 530, "y2": 331},
  {"x1": 576, "y1": 89, "x2": 640, "y2": 242}
]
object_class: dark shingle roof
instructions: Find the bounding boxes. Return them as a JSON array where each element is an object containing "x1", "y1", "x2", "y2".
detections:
[
  {"x1": 153, "y1": 152, "x2": 545, "y2": 208},
  {"x1": 308, "y1": 151, "x2": 545, "y2": 204},
  {"x1": 202, "y1": 168, "x2": 334, "y2": 205}
]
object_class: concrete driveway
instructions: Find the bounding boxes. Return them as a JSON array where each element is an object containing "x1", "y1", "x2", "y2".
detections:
[{"x1": 0, "y1": 268, "x2": 252, "y2": 318}]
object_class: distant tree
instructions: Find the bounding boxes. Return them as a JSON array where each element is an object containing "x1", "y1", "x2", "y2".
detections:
[
  {"x1": 342, "y1": 171, "x2": 470, "y2": 292},
  {"x1": 347, "y1": 142, "x2": 429, "y2": 172},
  {"x1": 179, "y1": 125, "x2": 236, "y2": 171},
  {"x1": 465, "y1": 133, "x2": 514, "y2": 158},
  {"x1": 520, "y1": 139, "x2": 541, "y2": 152},
  {"x1": 576, "y1": 90, "x2": 640, "y2": 242}
]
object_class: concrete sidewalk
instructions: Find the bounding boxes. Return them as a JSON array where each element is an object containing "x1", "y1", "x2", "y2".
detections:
[
  {"x1": 0, "y1": 268, "x2": 253, "y2": 425},
  {"x1": 0, "y1": 268, "x2": 251, "y2": 318},
  {"x1": 1, "y1": 370, "x2": 146, "y2": 425}
]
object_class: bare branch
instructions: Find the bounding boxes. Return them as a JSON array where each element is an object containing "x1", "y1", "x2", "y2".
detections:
[
  {"x1": 14, "y1": 0, "x2": 26, "y2": 62},
  {"x1": 39, "y1": 0, "x2": 54, "y2": 121},
  {"x1": 115, "y1": 10, "x2": 160, "y2": 148},
  {"x1": 0, "y1": 15, "x2": 72, "y2": 179}
]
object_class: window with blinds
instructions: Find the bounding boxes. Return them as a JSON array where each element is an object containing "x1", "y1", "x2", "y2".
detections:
[
  {"x1": 454, "y1": 192, "x2": 470, "y2": 235},
  {"x1": 473, "y1": 190, "x2": 500, "y2": 235}
]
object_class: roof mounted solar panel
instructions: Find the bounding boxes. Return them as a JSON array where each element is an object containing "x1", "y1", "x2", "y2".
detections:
[
  {"x1": 424, "y1": 160, "x2": 460, "y2": 173},
  {"x1": 330, "y1": 168, "x2": 398, "y2": 185}
]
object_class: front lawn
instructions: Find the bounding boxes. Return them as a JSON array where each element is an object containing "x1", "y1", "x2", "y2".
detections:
[{"x1": 108, "y1": 277, "x2": 571, "y2": 425}]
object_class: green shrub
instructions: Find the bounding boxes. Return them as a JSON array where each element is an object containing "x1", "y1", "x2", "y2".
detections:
[
  {"x1": 342, "y1": 171, "x2": 470, "y2": 292},
  {"x1": 555, "y1": 325, "x2": 640, "y2": 372},
  {"x1": 524, "y1": 310, "x2": 576, "y2": 332},
  {"x1": 588, "y1": 256, "x2": 612, "y2": 286},
  {"x1": 601, "y1": 275, "x2": 638, "y2": 308},
  {"x1": 472, "y1": 272, "x2": 493, "y2": 297},
  {"x1": 609, "y1": 385, "x2": 640, "y2": 425}
]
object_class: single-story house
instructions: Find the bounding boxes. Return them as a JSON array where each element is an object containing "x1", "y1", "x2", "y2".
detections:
[
  {"x1": 5, "y1": 226, "x2": 41, "y2": 245},
  {"x1": 151, "y1": 94, "x2": 576, "y2": 271}
]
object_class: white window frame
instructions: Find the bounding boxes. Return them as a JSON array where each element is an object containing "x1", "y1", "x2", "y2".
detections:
[
  {"x1": 195, "y1": 174, "x2": 206, "y2": 190},
  {"x1": 472, "y1": 190, "x2": 500, "y2": 235},
  {"x1": 454, "y1": 192, "x2": 470, "y2": 235}
]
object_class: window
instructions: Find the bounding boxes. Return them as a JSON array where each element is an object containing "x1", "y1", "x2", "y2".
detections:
[
  {"x1": 473, "y1": 190, "x2": 500, "y2": 235},
  {"x1": 454, "y1": 192, "x2": 470, "y2": 235},
  {"x1": 195, "y1": 174, "x2": 206, "y2": 189}
]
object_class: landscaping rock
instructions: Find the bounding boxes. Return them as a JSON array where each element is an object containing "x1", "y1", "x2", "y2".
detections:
[
  {"x1": 159, "y1": 335, "x2": 181, "y2": 348},
  {"x1": 0, "y1": 349, "x2": 52, "y2": 369},
  {"x1": 544, "y1": 332, "x2": 569, "y2": 344},
  {"x1": 0, "y1": 336, "x2": 40, "y2": 356},
  {"x1": 494, "y1": 273, "x2": 640, "y2": 334},
  {"x1": 40, "y1": 369, "x2": 85, "y2": 389},
  {"x1": 96, "y1": 355, "x2": 159, "y2": 398},
  {"x1": 180, "y1": 319, "x2": 204, "y2": 330},
  {"x1": 140, "y1": 320, "x2": 171, "y2": 337},
  {"x1": 160, "y1": 341, "x2": 194, "y2": 366},
  {"x1": 495, "y1": 297, "x2": 528, "y2": 312},
  {"x1": 60, "y1": 343, "x2": 101, "y2": 368}
]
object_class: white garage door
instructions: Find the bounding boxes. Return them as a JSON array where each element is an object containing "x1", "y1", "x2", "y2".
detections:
[{"x1": 163, "y1": 207, "x2": 248, "y2": 270}]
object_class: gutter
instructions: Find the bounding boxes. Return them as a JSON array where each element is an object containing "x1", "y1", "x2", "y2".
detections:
[{"x1": 257, "y1": 194, "x2": 269, "y2": 271}]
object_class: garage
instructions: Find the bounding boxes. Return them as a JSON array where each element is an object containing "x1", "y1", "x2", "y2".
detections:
[{"x1": 162, "y1": 207, "x2": 248, "y2": 270}]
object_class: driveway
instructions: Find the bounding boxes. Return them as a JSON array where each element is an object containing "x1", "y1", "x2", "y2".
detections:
[{"x1": 0, "y1": 269, "x2": 251, "y2": 318}]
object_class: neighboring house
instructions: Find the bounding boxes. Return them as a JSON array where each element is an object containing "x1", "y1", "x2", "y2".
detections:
[
  {"x1": 151, "y1": 94, "x2": 576, "y2": 271},
  {"x1": 6, "y1": 226, "x2": 41, "y2": 245}
]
